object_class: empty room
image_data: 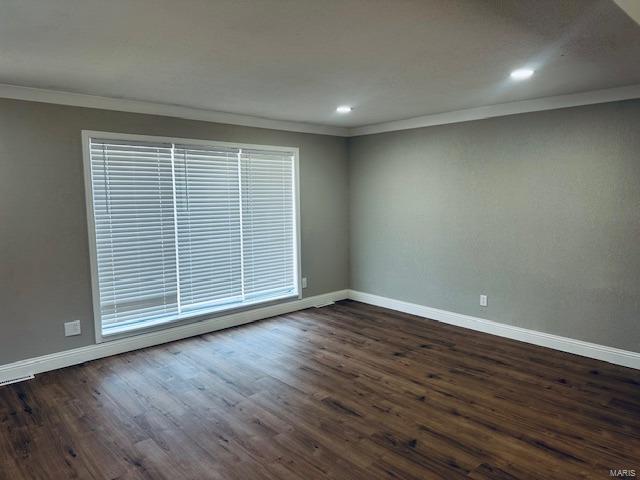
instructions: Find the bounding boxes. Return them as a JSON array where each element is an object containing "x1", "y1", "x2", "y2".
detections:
[{"x1": 1, "y1": 0, "x2": 639, "y2": 478}]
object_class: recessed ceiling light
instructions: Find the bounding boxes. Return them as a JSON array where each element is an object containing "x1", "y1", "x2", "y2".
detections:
[
  {"x1": 336, "y1": 105, "x2": 353, "y2": 114},
  {"x1": 510, "y1": 68, "x2": 535, "y2": 80}
]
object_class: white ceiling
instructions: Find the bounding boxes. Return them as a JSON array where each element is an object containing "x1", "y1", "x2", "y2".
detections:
[{"x1": 2, "y1": 0, "x2": 640, "y2": 130}]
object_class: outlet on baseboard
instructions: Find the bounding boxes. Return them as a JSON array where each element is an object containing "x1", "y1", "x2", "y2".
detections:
[
  {"x1": 479, "y1": 295, "x2": 488, "y2": 307},
  {"x1": 301, "y1": 277, "x2": 308, "y2": 289},
  {"x1": 64, "y1": 320, "x2": 81, "y2": 337}
]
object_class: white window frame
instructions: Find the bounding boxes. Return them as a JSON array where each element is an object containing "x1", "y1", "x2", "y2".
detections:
[{"x1": 82, "y1": 130, "x2": 301, "y2": 343}]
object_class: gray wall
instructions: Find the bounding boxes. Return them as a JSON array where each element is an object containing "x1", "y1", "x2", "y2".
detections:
[
  {"x1": 349, "y1": 100, "x2": 640, "y2": 352},
  {"x1": 2, "y1": 97, "x2": 639, "y2": 365},
  {"x1": 0, "y1": 98, "x2": 349, "y2": 364}
]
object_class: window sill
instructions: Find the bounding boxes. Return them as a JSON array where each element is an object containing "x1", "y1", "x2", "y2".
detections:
[{"x1": 99, "y1": 291, "x2": 300, "y2": 342}]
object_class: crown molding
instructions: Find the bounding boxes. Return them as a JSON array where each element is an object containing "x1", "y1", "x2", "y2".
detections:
[
  {"x1": 348, "y1": 84, "x2": 640, "y2": 136},
  {"x1": 0, "y1": 83, "x2": 349, "y2": 137},
  {"x1": 2, "y1": 83, "x2": 640, "y2": 138},
  {"x1": 615, "y1": 0, "x2": 640, "y2": 26}
]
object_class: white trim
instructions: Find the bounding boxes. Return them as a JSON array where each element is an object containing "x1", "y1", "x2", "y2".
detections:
[
  {"x1": 0, "y1": 290, "x2": 349, "y2": 384},
  {"x1": 0, "y1": 374, "x2": 34, "y2": 387},
  {"x1": 348, "y1": 290, "x2": 640, "y2": 370},
  {"x1": 615, "y1": 0, "x2": 640, "y2": 26},
  {"x1": 2, "y1": 83, "x2": 640, "y2": 138},
  {"x1": 82, "y1": 130, "x2": 302, "y2": 342},
  {"x1": 81, "y1": 132, "x2": 104, "y2": 344},
  {"x1": 0, "y1": 83, "x2": 348, "y2": 137},
  {"x1": 2, "y1": 287, "x2": 638, "y2": 384},
  {"x1": 81, "y1": 129, "x2": 302, "y2": 154},
  {"x1": 349, "y1": 84, "x2": 640, "y2": 136}
]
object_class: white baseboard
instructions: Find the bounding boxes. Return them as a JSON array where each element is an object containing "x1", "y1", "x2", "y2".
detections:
[
  {"x1": 0, "y1": 290, "x2": 349, "y2": 384},
  {"x1": 348, "y1": 290, "x2": 640, "y2": 370},
  {"x1": 2, "y1": 287, "x2": 637, "y2": 384}
]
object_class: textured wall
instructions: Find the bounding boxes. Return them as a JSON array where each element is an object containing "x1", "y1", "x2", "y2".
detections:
[
  {"x1": 0, "y1": 98, "x2": 349, "y2": 363},
  {"x1": 349, "y1": 100, "x2": 640, "y2": 352},
  {"x1": 2, "y1": 97, "x2": 639, "y2": 365}
]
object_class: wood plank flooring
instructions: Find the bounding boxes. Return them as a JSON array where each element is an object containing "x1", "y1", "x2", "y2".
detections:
[{"x1": 1, "y1": 300, "x2": 639, "y2": 479}]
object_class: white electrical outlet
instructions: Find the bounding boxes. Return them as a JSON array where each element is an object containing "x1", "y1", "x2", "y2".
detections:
[
  {"x1": 64, "y1": 320, "x2": 81, "y2": 337},
  {"x1": 480, "y1": 295, "x2": 488, "y2": 307},
  {"x1": 301, "y1": 277, "x2": 308, "y2": 289}
]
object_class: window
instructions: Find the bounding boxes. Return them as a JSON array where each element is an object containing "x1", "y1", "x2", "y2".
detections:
[{"x1": 83, "y1": 131, "x2": 299, "y2": 340}]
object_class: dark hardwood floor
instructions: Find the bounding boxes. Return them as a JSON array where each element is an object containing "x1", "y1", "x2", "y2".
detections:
[{"x1": 1, "y1": 300, "x2": 639, "y2": 479}]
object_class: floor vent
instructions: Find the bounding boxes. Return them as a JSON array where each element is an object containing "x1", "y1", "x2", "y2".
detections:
[
  {"x1": 314, "y1": 301, "x2": 335, "y2": 308},
  {"x1": 0, "y1": 374, "x2": 35, "y2": 387}
]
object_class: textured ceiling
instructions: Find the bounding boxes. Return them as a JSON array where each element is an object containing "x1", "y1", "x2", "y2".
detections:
[{"x1": 1, "y1": 0, "x2": 640, "y2": 128}]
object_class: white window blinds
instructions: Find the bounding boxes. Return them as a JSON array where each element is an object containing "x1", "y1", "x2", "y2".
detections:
[
  {"x1": 173, "y1": 144, "x2": 243, "y2": 312},
  {"x1": 87, "y1": 135, "x2": 298, "y2": 337},
  {"x1": 240, "y1": 149, "x2": 295, "y2": 300},
  {"x1": 90, "y1": 139, "x2": 179, "y2": 330}
]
